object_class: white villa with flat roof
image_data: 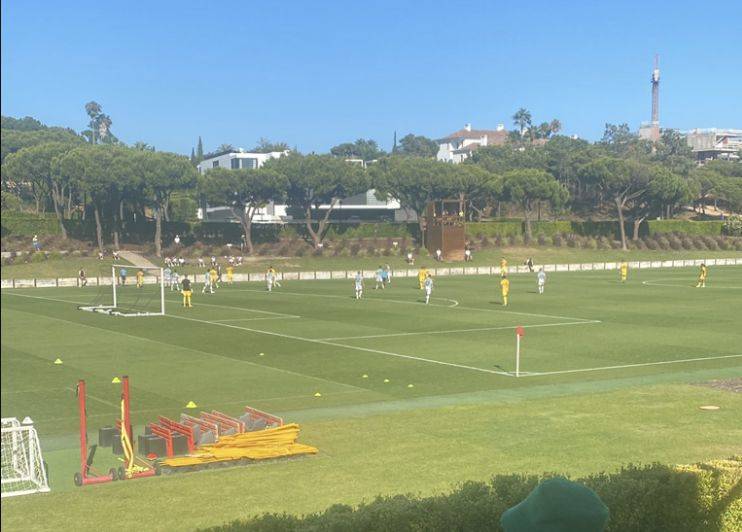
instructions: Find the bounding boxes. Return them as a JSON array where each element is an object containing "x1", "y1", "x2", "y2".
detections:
[{"x1": 436, "y1": 123, "x2": 509, "y2": 163}]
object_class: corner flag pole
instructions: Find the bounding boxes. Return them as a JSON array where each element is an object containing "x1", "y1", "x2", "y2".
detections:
[{"x1": 515, "y1": 326, "x2": 525, "y2": 377}]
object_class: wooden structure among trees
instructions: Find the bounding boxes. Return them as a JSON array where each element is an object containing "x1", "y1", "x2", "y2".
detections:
[{"x1": 425, "y1": 199, "x2": 466, "y2": 261}]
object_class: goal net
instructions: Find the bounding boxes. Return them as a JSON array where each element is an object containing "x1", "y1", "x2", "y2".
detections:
[
  {"x1": 1, "y1": 418, "x2": 50, "y2": 498},
  {"x1": 79, "y1": 265, "x2": 166, "y2": 317}
]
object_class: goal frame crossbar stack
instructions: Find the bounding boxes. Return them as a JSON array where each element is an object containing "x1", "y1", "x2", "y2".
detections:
[
  {"x1": 1, "y1": 418, "x2": 50, "y2": 498},
  {"x1": 79, "y1": 265, "x2": 166, "y2": 317}
]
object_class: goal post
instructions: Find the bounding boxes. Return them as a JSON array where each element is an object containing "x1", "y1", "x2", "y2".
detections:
[
  {"x1": 1, "y1": 418, "x2": 50, "y2": 498},
  {"x1": 79, "y1": 265, "x2": 166, "y2": 317}
]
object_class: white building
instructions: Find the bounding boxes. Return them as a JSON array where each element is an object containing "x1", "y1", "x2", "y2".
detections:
[
  {"x1": 436, "y1": 123, "x2": 509, "y2": 163},
  {"x1": 196, "y1": 149, "x2": 288, "y2": 174},
  {"x1": 684, "y1": 129, "x2": 742, "y2": 162},
  {"x1": 198, "y1": 150, "x2": 403, "y2": 223}
]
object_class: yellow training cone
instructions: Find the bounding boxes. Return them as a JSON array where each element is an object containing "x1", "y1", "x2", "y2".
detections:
[
  {"x1": 383, "y1": 378, "x2": 390, "y2": 383},
  {"x1": 362, "y1": 374, "x2": 368, "y2": 379},
  {"x1": 112, "y1": 377, "x2": 121, "y2": 384},
  {"x1": 185, "y1": 401, "x2": 198, "y2": 409},
  {"x1": 258, "y1": 352, "x2": 265, "y2": 356},
  {"x1": 407, "y1": 384, "x2": 414, "y2": 388},
  {"x1": 314, "y1": 392, "x2": 322, "y2": 398},
  {"x1": 53, "y1": 358, "x2": 63, "y2": 365}
]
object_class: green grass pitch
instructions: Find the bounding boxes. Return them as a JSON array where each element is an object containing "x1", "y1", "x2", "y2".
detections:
[{"x1": 2, "y1": 266, "x2": 741, "y2": 530}]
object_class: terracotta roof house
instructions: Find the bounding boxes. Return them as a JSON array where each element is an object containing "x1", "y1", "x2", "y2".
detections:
[{"x1": 436, "y1": 123, "x2": 509, "y2": 163}]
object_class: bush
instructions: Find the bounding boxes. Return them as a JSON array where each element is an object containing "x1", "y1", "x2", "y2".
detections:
[
  {"x1": 30, "y1": 252, "x2": 46, "y2": 263},
  {"x1": 655, "y1": 235, "x2": 671, "y2": 250},
  {"x1": 722, "y1": 215, "x2": 742, "y2": 236},
  {"x1": 582, "y1": 237, "x2": 598, "y2": 250},
  {"x1": 552, "y1": 234, "x2": 563, "y2": 247},
  {"x1": 212, "y1": 457, "x2": 742, "y2": 532},
  {"x1": 643, "y1": 237, "x2": 658, "y2": 250},
  {"x1": 349, "y1": 244, "x2": 361, "y2": 256},
  {"x1": 702, "y1": 235, "x2": 719, "y2": 250},
  {"x1": 536, "y1": 234, "x2": 548, "y2": 246},
  {"x1": 692, "y1": 235, "x2": 707, "y2": 250}
]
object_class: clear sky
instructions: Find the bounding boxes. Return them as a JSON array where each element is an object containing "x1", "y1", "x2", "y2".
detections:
[{"x1": 2, "y1": 0, "x2": 740, "y2": 155}]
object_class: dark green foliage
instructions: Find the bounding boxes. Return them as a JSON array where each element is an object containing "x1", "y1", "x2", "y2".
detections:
[
  {"x1": 208, "y1": 460, "x2": 741, "y2": 532},
  {"x1": 647, "y1": 220, "x2": 723, "y2": 236}
]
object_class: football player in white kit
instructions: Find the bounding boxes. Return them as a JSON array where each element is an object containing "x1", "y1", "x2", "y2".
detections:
[
  {"x1": 537, "y1": 268, "x2": 546, "y2": 294},
  {"x1": 424, "y1": 274, "x2": 434, "y2": 304},
  {"x1": 354, "y1": 271, "x2": 364, "y2": 299}
]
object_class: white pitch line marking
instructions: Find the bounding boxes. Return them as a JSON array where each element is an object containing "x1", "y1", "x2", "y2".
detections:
[
  {"x1": 318, "y1": 320, "x2": 602, "y2": 341},
  {"x1": 642, "y1": 280, "x2": 742, "y2": 290},
  {"x1": 230, "y1": 288, "x2": 595, "y2": 322},
  {"x1": 167, "y1": 314, "x2": 514, "y2": 377},
  {"x1": 4, "y1": 299, "x2": 367, "y2": 392},
  {"x1": 210, "y1": 316, "x2": 301, "y2": 323},
  {"x1": 163, "y1": 294, "x2": 300, "y2": 318},
  {"x1": 522, "y1": 354, "x2": 742, "y2": 377}
]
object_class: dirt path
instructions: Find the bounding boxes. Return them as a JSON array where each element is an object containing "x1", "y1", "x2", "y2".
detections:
[{"x1": 117, "y1": 250, "x2": 159, "y2": 269}]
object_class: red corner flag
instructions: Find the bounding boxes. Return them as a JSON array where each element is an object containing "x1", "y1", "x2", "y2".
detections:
[{"x1": 515, "y1": 326, "x2": 525, "y2": 337}]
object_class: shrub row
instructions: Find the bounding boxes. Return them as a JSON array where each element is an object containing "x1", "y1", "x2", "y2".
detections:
[
  {"x1": 208, "y1": 458, "x2": 741, "y2": 532},
  {"x1": 470, "y1": 232, "x2": 742, "y2": 252}
]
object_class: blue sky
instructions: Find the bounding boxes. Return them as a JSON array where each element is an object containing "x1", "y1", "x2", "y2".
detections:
[{"x1": 2, "y1": 0, "x2": 741, "y2": 155}]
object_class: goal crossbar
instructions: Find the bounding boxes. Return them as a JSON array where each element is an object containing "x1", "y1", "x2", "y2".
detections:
[{"x1": 79, "y1": 265, "x2": 166, "y2": 317}]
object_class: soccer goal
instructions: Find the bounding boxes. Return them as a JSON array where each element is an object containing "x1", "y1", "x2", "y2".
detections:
[
  {"x1": 79, "y1": 265, "x2": 166, "y2": 317},
  {"x1": 1, "y1": 418, "x2": 50, "y2": 498}
]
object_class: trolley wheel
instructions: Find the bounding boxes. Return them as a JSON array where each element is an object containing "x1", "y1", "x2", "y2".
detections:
[
  {"x1": 73, "y1": 472, "x2": 83, "y2": 486},
  {"x1": 109, "y1": 468, "x2": 118, "y2": 481},
  {"x1": 117, "y1": 466, "x2": 126, "y2": 480}
]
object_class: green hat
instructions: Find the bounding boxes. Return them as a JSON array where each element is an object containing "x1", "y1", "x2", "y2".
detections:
[{"x1": 500, "y1": 477, "x2": 609, "y2": 532}]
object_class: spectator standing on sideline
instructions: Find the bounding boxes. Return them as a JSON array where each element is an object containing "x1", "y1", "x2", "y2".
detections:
[
  {"x1": 32, "y1": 235, "x2": 41, "y2": 251},
  {"x1": 174, "y1": 234, "x2": 181, "y2": 246}
]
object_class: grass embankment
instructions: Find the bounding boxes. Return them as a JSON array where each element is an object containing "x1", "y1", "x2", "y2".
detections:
[{"x1": 2, "y1": 247, "x2": 740, "y2": 279}]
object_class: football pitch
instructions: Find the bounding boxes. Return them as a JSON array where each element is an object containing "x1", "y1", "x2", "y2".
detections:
[{"x1": 2, "y1": 265, "x2": 741, "y2": 530}]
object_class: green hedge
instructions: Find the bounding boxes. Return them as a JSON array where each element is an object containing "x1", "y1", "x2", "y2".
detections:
[
  {"x1": 467, "y1": 222, "x2": 523, "y2": 238},
  {"x1": 530, "y1": 221, "x2": 572, "y2": 236},
  {"x1": 1, "y1": 213, "x2": 61, "y2": 237},
  {"x1": 208, "y1": 458, "x2": 741, "y2": 532},
  {"x1": 647, "y1": 220, "x2": 724, "y2": 236}
]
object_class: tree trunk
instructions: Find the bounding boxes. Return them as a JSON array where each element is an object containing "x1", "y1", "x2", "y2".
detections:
[
  {"x1": 304, "y1": 206, "x2": 321, "y2": 248},
  {"x1": 615, "y1": 197, "x2": 627, "y2": 251},
  {"x1": 523, "y1": 200, "x2": 533, "y2": 243},
  {"x1": 112, "y1": 200, "x2": 121, "y2": 250},
  {"x1": 154, "y1": 205, "x2": 162, "y2": 258},
  {"x1": 239, "y1": 207, "x2": 254, "y2": 254},
  {"x1": 94, "y1": 205, "x2": 104, "y2": 252},
  {"x1": 632, "y1": 216, "x2": 646, "y2": 240},
  {"x1": 50, "y1": 184, "x2": 68, "y2": 240}
]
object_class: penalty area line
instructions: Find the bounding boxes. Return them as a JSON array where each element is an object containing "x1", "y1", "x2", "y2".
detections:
[
  {"x1": 318, "y1": 319, "x2": 602, "y2": 341},
  {"x1": 522, "y1": 354, "x2": 742, "y2": 377},
  {"x1": 167, "y1": 314, "x2": 514, "y2": 377}
]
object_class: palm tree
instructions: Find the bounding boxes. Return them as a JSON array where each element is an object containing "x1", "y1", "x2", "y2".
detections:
[
  {"x1": 85, "y1": 101, "x2": 102, "y2": 144},
  {"x1": 512, "y1": 108, "x2": 532, "y2": 137},
  {"x1": 550, "y1": 119, "x2": 562, "y2": 136}
]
